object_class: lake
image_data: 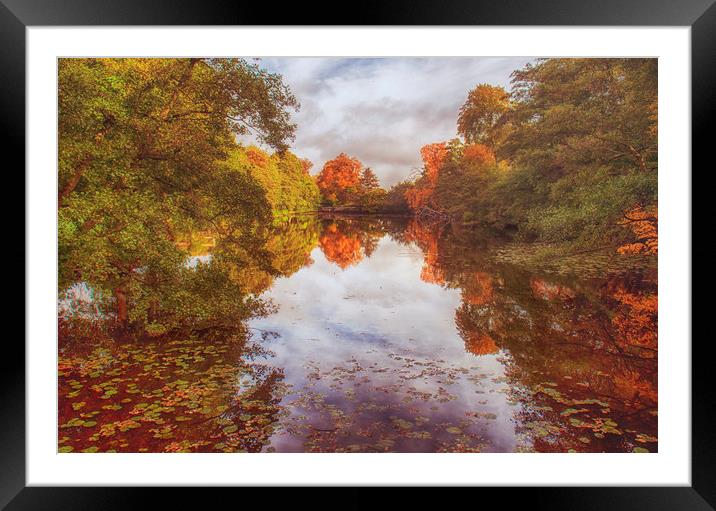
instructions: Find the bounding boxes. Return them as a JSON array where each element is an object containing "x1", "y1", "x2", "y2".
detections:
[{"x1": 58, "y1": 214, "x2": 657, "y2": 453}]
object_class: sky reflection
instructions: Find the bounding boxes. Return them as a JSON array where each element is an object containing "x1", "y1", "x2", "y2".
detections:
[{"x1": 250, "y1": 235, "x2": 521, "y2": 452}]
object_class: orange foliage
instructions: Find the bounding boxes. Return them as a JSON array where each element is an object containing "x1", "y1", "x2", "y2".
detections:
[
  {"x1": 246, "y1": 147, "x2": 268, "y2": 167},
  {"x1": 530, "y1": 278, "x2": 576, "y2": 301},
  {"x1": 404, "y1": 219, "x2": 444, "y2": 285},
  {"x1": 404, "y1": 143, "x2": 448, "y2": 210},
  {"x1": 464, "y1": 333, "x2": 499, "y2": 356},
  {"x1": 420, "y1": 142, "x2": 449, "y2": 182},
  {"x1": 610, "y1": 285, "x2": 658, "y2": 353},
  {"x1": 463, "y1": 272, "x2": 494, "y2": 306},
  {"x1": 455, "y1": 304, "x2": 499, "y2": 356},
  {"x1": 462, "y1": 144, "x2": 496, "y2": 166},
  {"x1": 405, "y1": 186, "x2": 434, "y2": 211},
  {"x1": 319, "y1": 223, "x2": 363, "y2": 269},
  {"x1": 611, "y1": 369, "x2": 658, "y2": 405},
  {"x1": 617, "y1": 206, "x2": 658, "y2": 255},
  {"x1": 316, "y1": 153, "x2": 363, "y2": 203},
  {"x1": 420, "y1": 258, "x2": 444, "y2": 285}
]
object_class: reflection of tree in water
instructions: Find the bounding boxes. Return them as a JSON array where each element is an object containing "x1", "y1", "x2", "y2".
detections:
[
  {"x1": 318, "y1": 216, "x2": 401, "y2": 269},
  {"x1": 319, "y1": 223, "x2": 363, "y2": 269},
  {"x1": 58, "y1": 218, "x2": 324, "y2": 453},
  {"x1": 398, "y1": 219, "x2": 658, "y2": 452},
  {"x1": 497, "y1": 275, "x2": 658, "y2": 453},
  {"x1": 60, "y1": 214, "x2": 657, "y2": 453},
  {"x1": 223, "y1": 217, "x2": 321, "y2": 294},
  {"x1": 455, "y1": 305, "x2": 499, "y2": 356},
  {"x1": 403, "y1": 219, "x2": 446, "y2": 284}
]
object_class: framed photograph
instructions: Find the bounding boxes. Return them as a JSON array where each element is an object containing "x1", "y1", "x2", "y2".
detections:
[{"x1": 7, "y1": 0, "x2": 709, "y2": 506}]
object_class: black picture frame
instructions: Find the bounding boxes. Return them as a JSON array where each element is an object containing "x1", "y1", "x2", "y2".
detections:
[{"x1": 4, "y1": 0, "x2": 708, "y2": 507}]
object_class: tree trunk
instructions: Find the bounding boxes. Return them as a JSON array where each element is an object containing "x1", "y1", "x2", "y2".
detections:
[{"x1": 114, "y1": 286, "x2": 128, "y2": 327}]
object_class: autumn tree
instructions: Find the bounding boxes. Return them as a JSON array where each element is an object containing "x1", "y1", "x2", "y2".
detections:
[
  {"x1": 500, "y1": 58, "x2": 658, "y2": 246},
  {"x1": 360, "y1": 167, "x2": 380, "y2": 192},
  {"x1": 224, "y1": 145, "x2": 321, "y2": 216},
  {"x1": 430, "y1": 58, "x2": 657, "y2": 249},
  {"x1": 404, "y1": 142, "x2": 449, "y2": 211},
  {"x1": 457, "y1": 84, "x2": 510, "y2": 146},
  {"x1": 382, "y1": 180, "x2": 413, "y2": 213},
  {"x1": 463, "y1": 143, "x2": 496, "y2": 166},
  {"x1": 316, "y1": 153, "x2": 363, "y2": 205}
]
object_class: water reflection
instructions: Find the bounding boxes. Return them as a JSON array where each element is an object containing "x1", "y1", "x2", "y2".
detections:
[{"x1": 59, "y1": 215, "x2": 657, "y2": 453}]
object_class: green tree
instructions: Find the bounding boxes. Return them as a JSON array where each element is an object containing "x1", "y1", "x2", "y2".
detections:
[
  {"x1": 58, "y1": 58, "x2": 300, "y2": 336},
  {"x1": 501, "y1": 58, "x2": 657, "y2": 244},
  {"x1": 435, "y1": 59, "x2": 657, "y2": 248}
]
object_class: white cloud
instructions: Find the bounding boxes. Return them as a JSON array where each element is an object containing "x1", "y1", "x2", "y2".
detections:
[{"x1": 251, "y1": 57, "x2": 534, "y2": 187}]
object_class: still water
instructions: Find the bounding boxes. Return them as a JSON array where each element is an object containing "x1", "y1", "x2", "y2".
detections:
[{"x1": 58, "y1": 215, "x2": 657, "y2": 453}]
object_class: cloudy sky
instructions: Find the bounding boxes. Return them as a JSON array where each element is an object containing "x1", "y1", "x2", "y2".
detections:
[{"x1": 250, "y1": 57, "x2": 533, "y2": 187}]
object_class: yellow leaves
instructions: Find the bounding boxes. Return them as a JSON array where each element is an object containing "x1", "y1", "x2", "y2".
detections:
[{"x1": 457, "y1": 84, "x2": 510, "y2": 144}]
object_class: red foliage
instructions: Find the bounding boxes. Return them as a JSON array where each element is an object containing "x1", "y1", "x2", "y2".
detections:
[
  {"x1": 420, "y1": 142, "x2": 449, "y2": 182},
  {"x1": 405, "y1": 186, "x2": 434, "y2": 211},
  {"x1": 610, "y1": 284, "x2": 658, "y2": 354},
  {"x1": 463, "y1": 332, "x2": 499, "y2": 356}
]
